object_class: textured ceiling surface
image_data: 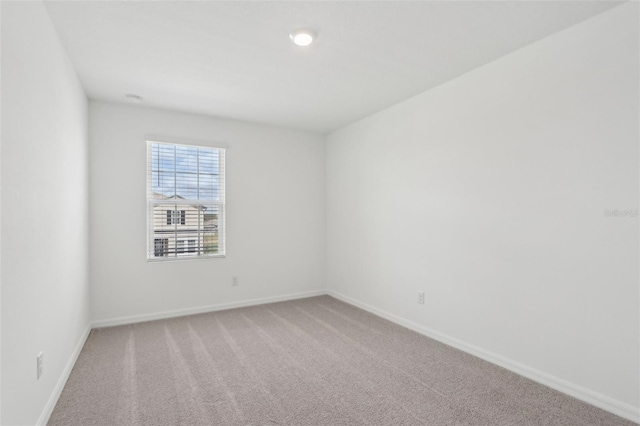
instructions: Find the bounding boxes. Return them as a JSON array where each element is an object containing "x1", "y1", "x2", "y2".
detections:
[{"x1": 45, "y1": 1, "x2": 622, "y2": 133}]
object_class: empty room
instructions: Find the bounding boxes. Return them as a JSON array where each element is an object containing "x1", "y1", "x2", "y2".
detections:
[{"x1": 1, "y1": 0, "x2": 638, "y2": 425}]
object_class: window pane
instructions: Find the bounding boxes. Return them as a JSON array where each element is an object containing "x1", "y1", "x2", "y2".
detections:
[
  {"x1": 203, "y1": 204, "x2": 220, "y2": 255},
  {"x1": 176, "y1": 172, "x2": 198, "y2": 200},
  {"x1": 153, "y1": 145, "x2": 175, "y2": 172}
]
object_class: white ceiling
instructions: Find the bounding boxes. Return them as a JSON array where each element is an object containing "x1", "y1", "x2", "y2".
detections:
[{"x1": 45, "y1": 1, "x2": 622, "y2": 134}]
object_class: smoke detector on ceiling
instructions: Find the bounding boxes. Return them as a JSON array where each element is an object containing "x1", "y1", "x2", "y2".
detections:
[{"x1": 125, "y1": 94, "x2": 143, "y2": 103}]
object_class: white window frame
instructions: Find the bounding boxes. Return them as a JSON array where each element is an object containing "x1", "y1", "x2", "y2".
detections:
[{"x1": 146, "y1": 139, "x2": 226, "y2": 261}]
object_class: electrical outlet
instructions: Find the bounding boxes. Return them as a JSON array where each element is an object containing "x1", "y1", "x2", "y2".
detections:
[
  {"x1": 37, "y1": 352, "x2": 43, "y2": 380},
  {"x1": 232, "y1": 276, "x2": 239, "y2": 286},
  {"x1": 417, "y1": 291, "x2": 425, "y2": 305}
]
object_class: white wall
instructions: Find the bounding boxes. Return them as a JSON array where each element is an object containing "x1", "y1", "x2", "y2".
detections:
[
  {"x1": 89, "y1": 102, "x2": 325, "y2": 323},
  {"x1": 327, "y1": 2, "x2": 639, "y2": 421},
  {"x1": 1, "y1": 2, "x2": 90, "y2": 425}
]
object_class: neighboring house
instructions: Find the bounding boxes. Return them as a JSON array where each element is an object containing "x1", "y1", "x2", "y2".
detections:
[{"x1": 150, "y1": 192, "x2": 219, "y2": 257}]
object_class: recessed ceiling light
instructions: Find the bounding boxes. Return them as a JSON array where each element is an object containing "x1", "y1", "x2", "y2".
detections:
[
  {"x1": 290, "y1": 29, "x2": 315, "y2": 47},
  {"x1": 125, "y1": 94, "x2": 143, "y2": 103}
]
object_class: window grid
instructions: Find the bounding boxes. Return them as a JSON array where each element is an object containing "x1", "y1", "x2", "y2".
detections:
[{"x1": 147, "y1": 141, "x2": 226, "y2": 260}]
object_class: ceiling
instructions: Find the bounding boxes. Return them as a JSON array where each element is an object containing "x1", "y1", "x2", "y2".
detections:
[{"x1": 45, "y1": 1, "x2": 622, "y2": 134}]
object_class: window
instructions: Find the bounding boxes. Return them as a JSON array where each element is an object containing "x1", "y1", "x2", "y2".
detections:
[
  {"x1": 154, "y1": 238, "x2": 169, "y2": 257},
  {"x1": 167, "y1": 210, "x2": 185, "y2": 225},
  {"x1": 147, "y1": 141, "x2": 226, "y2": 260},
  {"x1": 175, "y1": 239, "x2": 198, "y2": 255}
]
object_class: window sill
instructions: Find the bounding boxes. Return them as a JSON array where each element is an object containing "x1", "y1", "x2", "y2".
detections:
[{"x1": 147, "y1": 254, "x2": 226, "y2": 263}]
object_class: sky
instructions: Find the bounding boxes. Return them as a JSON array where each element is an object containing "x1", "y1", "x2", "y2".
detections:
[{"x1": 149, "y1": 142, "x2": 222, "y2": 201}]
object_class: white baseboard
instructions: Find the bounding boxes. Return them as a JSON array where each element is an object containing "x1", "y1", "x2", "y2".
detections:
[
  {"x1": 327, "y1": 289, "x2": 640, "y2": 424},
  {"x1": 36, "y1": 324, "x2": 91, "y2": 426},
  {"x1": 37, "y1": 290, "x2": 639, "y2": 425},
  {"x1": 91, "y1": 289, "x2": 327, "y2": 329}
]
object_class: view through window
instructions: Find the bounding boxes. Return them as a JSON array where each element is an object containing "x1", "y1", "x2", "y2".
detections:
[{"x1": 147, "y1": 141, "x2": 225, "y2": 260}]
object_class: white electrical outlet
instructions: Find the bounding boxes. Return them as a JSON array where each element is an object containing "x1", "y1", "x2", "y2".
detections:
[
  {"x1": 37, "y1": 352, "x2": 43, "y2": 380},
  {"x1": 232, "y1": 276, "x2": 239, "y2": 286},
  {"x1": 417, "y1": 291, "x2": 425, "y2": 305}
]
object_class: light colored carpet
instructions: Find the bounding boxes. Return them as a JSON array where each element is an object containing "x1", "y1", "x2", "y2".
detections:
[{"x1": 49, "y1": 296, "x2": 636, "y2": 425}]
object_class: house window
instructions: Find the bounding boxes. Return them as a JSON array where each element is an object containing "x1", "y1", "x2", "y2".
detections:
[
  {"x1": 147, "y1": 141, "x2": 226, "y2": 260},
  {"x1": 154, "y1": 238, "x2": 169, "y2": 257},
  {"x1": 175, "y1": 239, "x2": 197, "y2": 255},
  {"x1": 166, "y1": 210, "x2": 185, "y2": 225}
]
